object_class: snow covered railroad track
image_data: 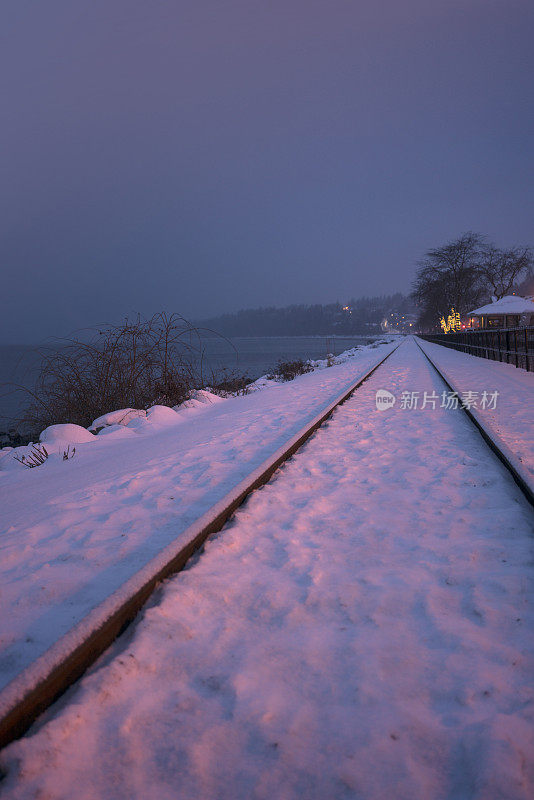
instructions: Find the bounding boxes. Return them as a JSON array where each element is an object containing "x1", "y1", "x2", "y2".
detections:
[
  {"x1": 1, "y1": 337, "x2": 532, "y2": 800},
  {"x1": 414, "y1": 337, "x2": 534, "y2": 509},
  {"x1": 0, "y1": 345, "x2": 401, "y2": 751}
]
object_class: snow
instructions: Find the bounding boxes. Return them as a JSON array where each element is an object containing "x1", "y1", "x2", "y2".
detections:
[
  {"x1": 87, "y1": 393, "x2": 226, "y2": 436},
  {"x1": 468, "y1": 295, "x2": 534, "y2": 316},
  {"x1": 145, "y1": 404, "x2": 180, "y2": 424},
  {"x1": 179, "y1": 389, "x2": 227, "y2": 407},
  {"x1": 89, "y1": 408, "x2": 147, "y2": 432},
  {"x1": 0, "y1": 339, "x2": 397, "y2": 693},
  {"x1": 39, "y1": 424, "x2": 96, "y2": 447},
  {"x1": 416, "y1": 338, "x2": 534, "y2": 484},
  {"x1": 0, "y1": 338, "x2": 532, "y2": 799}
]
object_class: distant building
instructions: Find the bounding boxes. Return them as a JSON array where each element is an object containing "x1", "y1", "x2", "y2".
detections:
[
  {"x1": 381, "y1": 312, "x2": 417, "y2": 334},
  {"x1": 467, "y1": 295, "x2": 534, "y2": 329}
]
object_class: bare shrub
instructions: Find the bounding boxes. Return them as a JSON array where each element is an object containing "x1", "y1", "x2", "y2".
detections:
[
  {"x1": 19, "y1": 313, "x2": 211, "y2": 432},
  {"x1": 63, "y1": 445, "x2": 76, "y2": 461},
  {"x1": 13, "y1": 444, "x2": 48, "y2": 468},
  {"x1": 268, "y1": 359, "x2": 313, "y2": 382},
  {"x1": 12, "y1": 442, "x2": 76, "y2": 468},
  {"x1": 209, "y1": 369, "x2": 251, "y2": 397}
]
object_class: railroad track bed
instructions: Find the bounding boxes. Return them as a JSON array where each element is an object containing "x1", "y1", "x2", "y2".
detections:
[
  {"x1": 416, "y1": 336, "x2": 534, "y2": 488},
  {"x1": 1, "y1": 338, "x2": 533, "y2": 799}
]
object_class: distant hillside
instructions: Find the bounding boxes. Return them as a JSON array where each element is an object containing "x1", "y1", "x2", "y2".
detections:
[{"x1": 197, "y1": 294, "x2": 413, "y2": 337}]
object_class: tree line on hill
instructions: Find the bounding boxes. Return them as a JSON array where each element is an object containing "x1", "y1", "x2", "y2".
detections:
[
  {"x1": 411, "y1": 232, "x2": 533, "y2": 331},
  {"x1": 196, "y1": 294, "x2": 414, "y2": 337}
]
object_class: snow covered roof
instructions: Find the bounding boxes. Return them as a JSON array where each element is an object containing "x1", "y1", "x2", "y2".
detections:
[{"x1": 468, "y1": 295, "x2": 534, "y2": 317}]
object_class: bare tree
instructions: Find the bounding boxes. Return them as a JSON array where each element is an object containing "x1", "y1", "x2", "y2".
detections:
[
  {"x1": 479, "y1": 245, "x2": 532, "y2": 299},
  {"x1": 411, "y1": 232, "x2": 485, "y2": 329}
]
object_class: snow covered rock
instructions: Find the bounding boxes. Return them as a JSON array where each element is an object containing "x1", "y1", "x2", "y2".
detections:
[
  {"x1": 95, "y1": 423, "x2": 136, "y2": 439},
  {"x1": 192, "y1": 389, "x2": 224, "y2": 404},
  {"x1": 146, "y1": 405, "x2": 180, "y2": 424},
  {"x1": 40, "y1": 424, "x2": 96, "y2": 447},
  {"x1": 89, "y1": 408, "x2": 147, "y2": 433},
  {"x1": 175, "y1": 390, "x2": 225, "y2": 411}
]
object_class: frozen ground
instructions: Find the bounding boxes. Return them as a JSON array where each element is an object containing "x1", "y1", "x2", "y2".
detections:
[
  {"x1": 1, "y1": 338, "x2": 532, "y2": 800},
  {"x1": 0, "y1": 339, "x2": 396, "y2": 691},
  {"x1": 416, "y1": 338, "x2": 534, "y2": 482}
]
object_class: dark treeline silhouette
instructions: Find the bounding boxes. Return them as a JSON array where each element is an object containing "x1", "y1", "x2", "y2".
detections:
[{"x1": 197, "y1": 294, "x2": 412, "y2": 336}]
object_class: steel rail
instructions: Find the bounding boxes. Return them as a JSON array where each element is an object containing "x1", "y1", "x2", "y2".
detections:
[
  {"x1": 414, "y1": 336, "x2": 534, "y2": 509},
  {"x1": 0, "y1": 341, "x2": 402, "y2": 751}
]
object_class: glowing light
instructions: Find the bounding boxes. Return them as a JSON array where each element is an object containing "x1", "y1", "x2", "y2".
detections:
[{"x1": 439, "y1": 308, "x2": 461, "y2": 333}]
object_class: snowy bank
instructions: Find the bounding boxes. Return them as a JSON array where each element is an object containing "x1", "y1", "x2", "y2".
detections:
[{"x1": 0, "y1": 339, "x2": 397, "y2": 691}]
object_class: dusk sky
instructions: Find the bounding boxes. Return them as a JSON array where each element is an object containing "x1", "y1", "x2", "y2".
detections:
[{"x1": 1, "y1": 0, "x2": 533, "y2": 342}]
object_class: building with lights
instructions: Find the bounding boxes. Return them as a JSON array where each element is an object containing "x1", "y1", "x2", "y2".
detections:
[{"x1": 467, "y1": 295, "x2": 534, "y2": 329}]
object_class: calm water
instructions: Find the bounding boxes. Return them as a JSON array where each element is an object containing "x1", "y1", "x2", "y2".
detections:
[{"x1": 0, "y1": 336, "x2": 376, "y2": 432}]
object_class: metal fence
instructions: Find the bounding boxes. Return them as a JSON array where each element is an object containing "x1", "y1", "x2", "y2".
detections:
[{"x1": 419, "y1": 327, "x2": 534, "y2": 372}]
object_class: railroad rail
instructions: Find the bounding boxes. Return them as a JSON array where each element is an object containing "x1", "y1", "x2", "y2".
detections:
[{"x1": 0, "y1": 342, "x2": 401, "y2": 751}]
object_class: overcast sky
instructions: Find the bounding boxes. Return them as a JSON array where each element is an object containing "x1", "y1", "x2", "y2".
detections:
[{"x1": 1, "y1": 0, "x2": 533, "y2": 342}]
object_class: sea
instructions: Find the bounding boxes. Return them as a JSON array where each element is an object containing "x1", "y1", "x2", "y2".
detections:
[{"x1": 0, "y1": 335, "x2": 378, "y2": 435}]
